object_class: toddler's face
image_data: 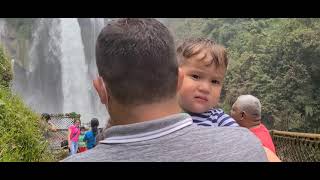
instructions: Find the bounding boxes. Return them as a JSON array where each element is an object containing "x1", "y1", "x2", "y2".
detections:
[{"x1": 178, "y1": 53, "x2": 225, "y2": 113}]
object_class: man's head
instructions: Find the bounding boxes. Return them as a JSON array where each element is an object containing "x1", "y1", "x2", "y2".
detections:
[
  {"x1": 230, "y1": 95, "x2": 262, "y2": 128},
  {"x1": 41, "y1": 113, "x2": 51, "y2": 122},
  {"x1": 176, "y1": 38, "x2": 228, "y2": 113},
  {"x1": 95, "y1": 18, "x2": 179, "y2": 109}
]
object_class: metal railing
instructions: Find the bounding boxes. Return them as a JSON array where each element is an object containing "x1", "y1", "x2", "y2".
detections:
[
  {"x1": 46, "y1": 114, "x2": 79, "y2": 150},
  {"x1": 270, "y1": 130, "x2": 320, "y2": 162}
]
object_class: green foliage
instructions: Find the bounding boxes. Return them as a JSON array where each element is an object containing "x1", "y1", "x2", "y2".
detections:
[
  {"x1": 0, "y1": 86, "x2": 54, "y2": 161},
  {"x1": 0, "y1": 44, "x2": 54, "y2": 161},
  {"x1": 169, "y1": 18, "x2": 320, "y2": 133},
  {"x1": 0, "y1": 45, "x2": 12, "y2": 87}
]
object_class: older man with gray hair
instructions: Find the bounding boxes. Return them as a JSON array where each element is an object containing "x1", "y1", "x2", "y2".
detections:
[{"x1": 231, "y1": 95, "x2": 277, "y2": 155}]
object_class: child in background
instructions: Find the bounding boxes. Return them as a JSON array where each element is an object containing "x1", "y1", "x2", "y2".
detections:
[
  {"x1": 84, "y1": 118, "x2": 99, "y2": 150},
  {"x1": 78, "y1": 126, "x2": 87, "y2": 153}
]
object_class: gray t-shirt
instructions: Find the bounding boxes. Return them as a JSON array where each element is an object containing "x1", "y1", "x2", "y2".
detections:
[{"x1": 62, "y1": 113, "x2": 267, "y2": 162}]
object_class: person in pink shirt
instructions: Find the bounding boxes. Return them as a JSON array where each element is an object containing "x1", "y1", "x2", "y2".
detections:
[
  {"x1": 68, "y1": 119, "x2": 81, "y2": 155},
  {"x1": 231, "y1": 95, "x2": 277, "y2": 154}
]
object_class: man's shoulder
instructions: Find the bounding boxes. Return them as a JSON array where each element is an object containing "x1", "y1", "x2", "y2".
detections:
[
  {"x1": 61, "y1": 147, "x2": 98, "y2": 162},
  {"x1": 190, "y1": 124, "x2": 250, "y2": 137},
  {"x1": 62, "y1": 125, "x2": 267, "y2": 162},
  {"x1": 186, "y1": 125, "x2": 267, "y2": 161},
  {"x1": 187, "y1": 125, "x2": 261, "y2": 149}
]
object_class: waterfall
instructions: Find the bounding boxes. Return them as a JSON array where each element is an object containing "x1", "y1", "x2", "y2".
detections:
[
  {"x1": 2, "y1": 18, "x2": 170, "y2": 128},
  {"x1": 8, "y1": 18, "x2": 108, "y2": 127},
  {"x1": 91, "y1": 18, "x2": 108, "y2": 127},
  {"x1": 0, "y1": 19, "x2": 5, "y2": 43},
  {"x1": 88, "y1": 18, "x2": 108, "y2": 125},
  {"x1": 60, "y1": 18, "x2": 91, "y2": 123},
  {"x1": 77, "y1": 18, "x2": 108, "y2": 127},
  {"x1": 89, "y1": 18, "x2": 104, "y2": 78},
  {"x1": 12, "y1": 19, "x2": 63, "y2": 114}
]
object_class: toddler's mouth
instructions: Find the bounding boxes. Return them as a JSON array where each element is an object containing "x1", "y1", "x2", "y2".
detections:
[{"x1": 194, "y1": 96, "x2": 208, "y2": 102}]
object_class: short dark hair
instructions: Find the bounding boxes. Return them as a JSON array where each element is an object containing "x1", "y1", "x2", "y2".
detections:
[
  {"x1": 91, "y1": 118, "x2": 99, "y2": 136},
  {"x1": 90, "y1": 118, "x2": 99, "y2": 128},
  {"x1": 41, "y1": 113, "x2": 51, "y2": 121},
  {"x1": 177, "y1": 38, "x2": 228, "y2": 69},
  {"x1": 96, "y1": 18, "x2": 178, "y2": 106},
  {"x1": 74, "y1": 119, "x2": 80, "y2": 124}
]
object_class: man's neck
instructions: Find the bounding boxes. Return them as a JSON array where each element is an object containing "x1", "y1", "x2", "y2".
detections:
[
  {"x1": 247, "y1": 120, "x2": 261, "y2": 129},
  {"x1": 249, "y1": 124, "x2": 261, "y2": 129},
  {"x1": 108, "y1": 97, "x2": 182, "y2": 127}
]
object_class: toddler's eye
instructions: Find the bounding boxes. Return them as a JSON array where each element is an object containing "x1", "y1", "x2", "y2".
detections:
[
  {"x1": 191, "y1": 75, "x2": 200, "y2": 80},
  {"x1": 211, "y1": 80, "x2": 220, "y2": 84}
]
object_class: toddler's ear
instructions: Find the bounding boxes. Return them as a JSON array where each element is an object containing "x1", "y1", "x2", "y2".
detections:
[
  {"x1": 93, "y1": 76, "x2": 108, "y2": 105},
  {"x1": 177, "y1": 67, "x2": 184, "y2": 92}
]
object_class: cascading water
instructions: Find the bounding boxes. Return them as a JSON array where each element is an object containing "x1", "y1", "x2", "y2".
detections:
[
  {"x1": 77, "y1": 18, "x2": 108, "y2": 126},
  {"x1": 0, "y1": 19, "x2": 5, "y2": 43},
  {"x1": 5, "y1": 18, "x2": 108, "y2": 127},
  {"x1": 90, "y1": 18, "x2": 108, "y2": 127},
  {"x1": 60, "y1": 18, "x2": 95, "y2": 125},
  {"x1": 1, "y1": 18, "x2": 170, "y2": 128},
  {"x1": 13, "y1": 19, "x2": 63, "y2": 114}
]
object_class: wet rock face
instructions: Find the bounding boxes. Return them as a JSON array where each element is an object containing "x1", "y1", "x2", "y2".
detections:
[
  {"x1": 0, "y1": 19, "x2": 34, "y2": 68},
  {"x1": 1, "y1": 21, "x2": 18, "y2": 61}
]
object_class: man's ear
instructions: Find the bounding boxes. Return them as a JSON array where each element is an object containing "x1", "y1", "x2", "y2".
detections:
[
  {"x1": 241, "y1": 111, "x2": 246, "y2": 120},
  {"x1": 93, "y1": 76, "x2": 109, "y2": 105},
  {"x1": 176, "y1": 67, "x2": 184, "y2": 92}
]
